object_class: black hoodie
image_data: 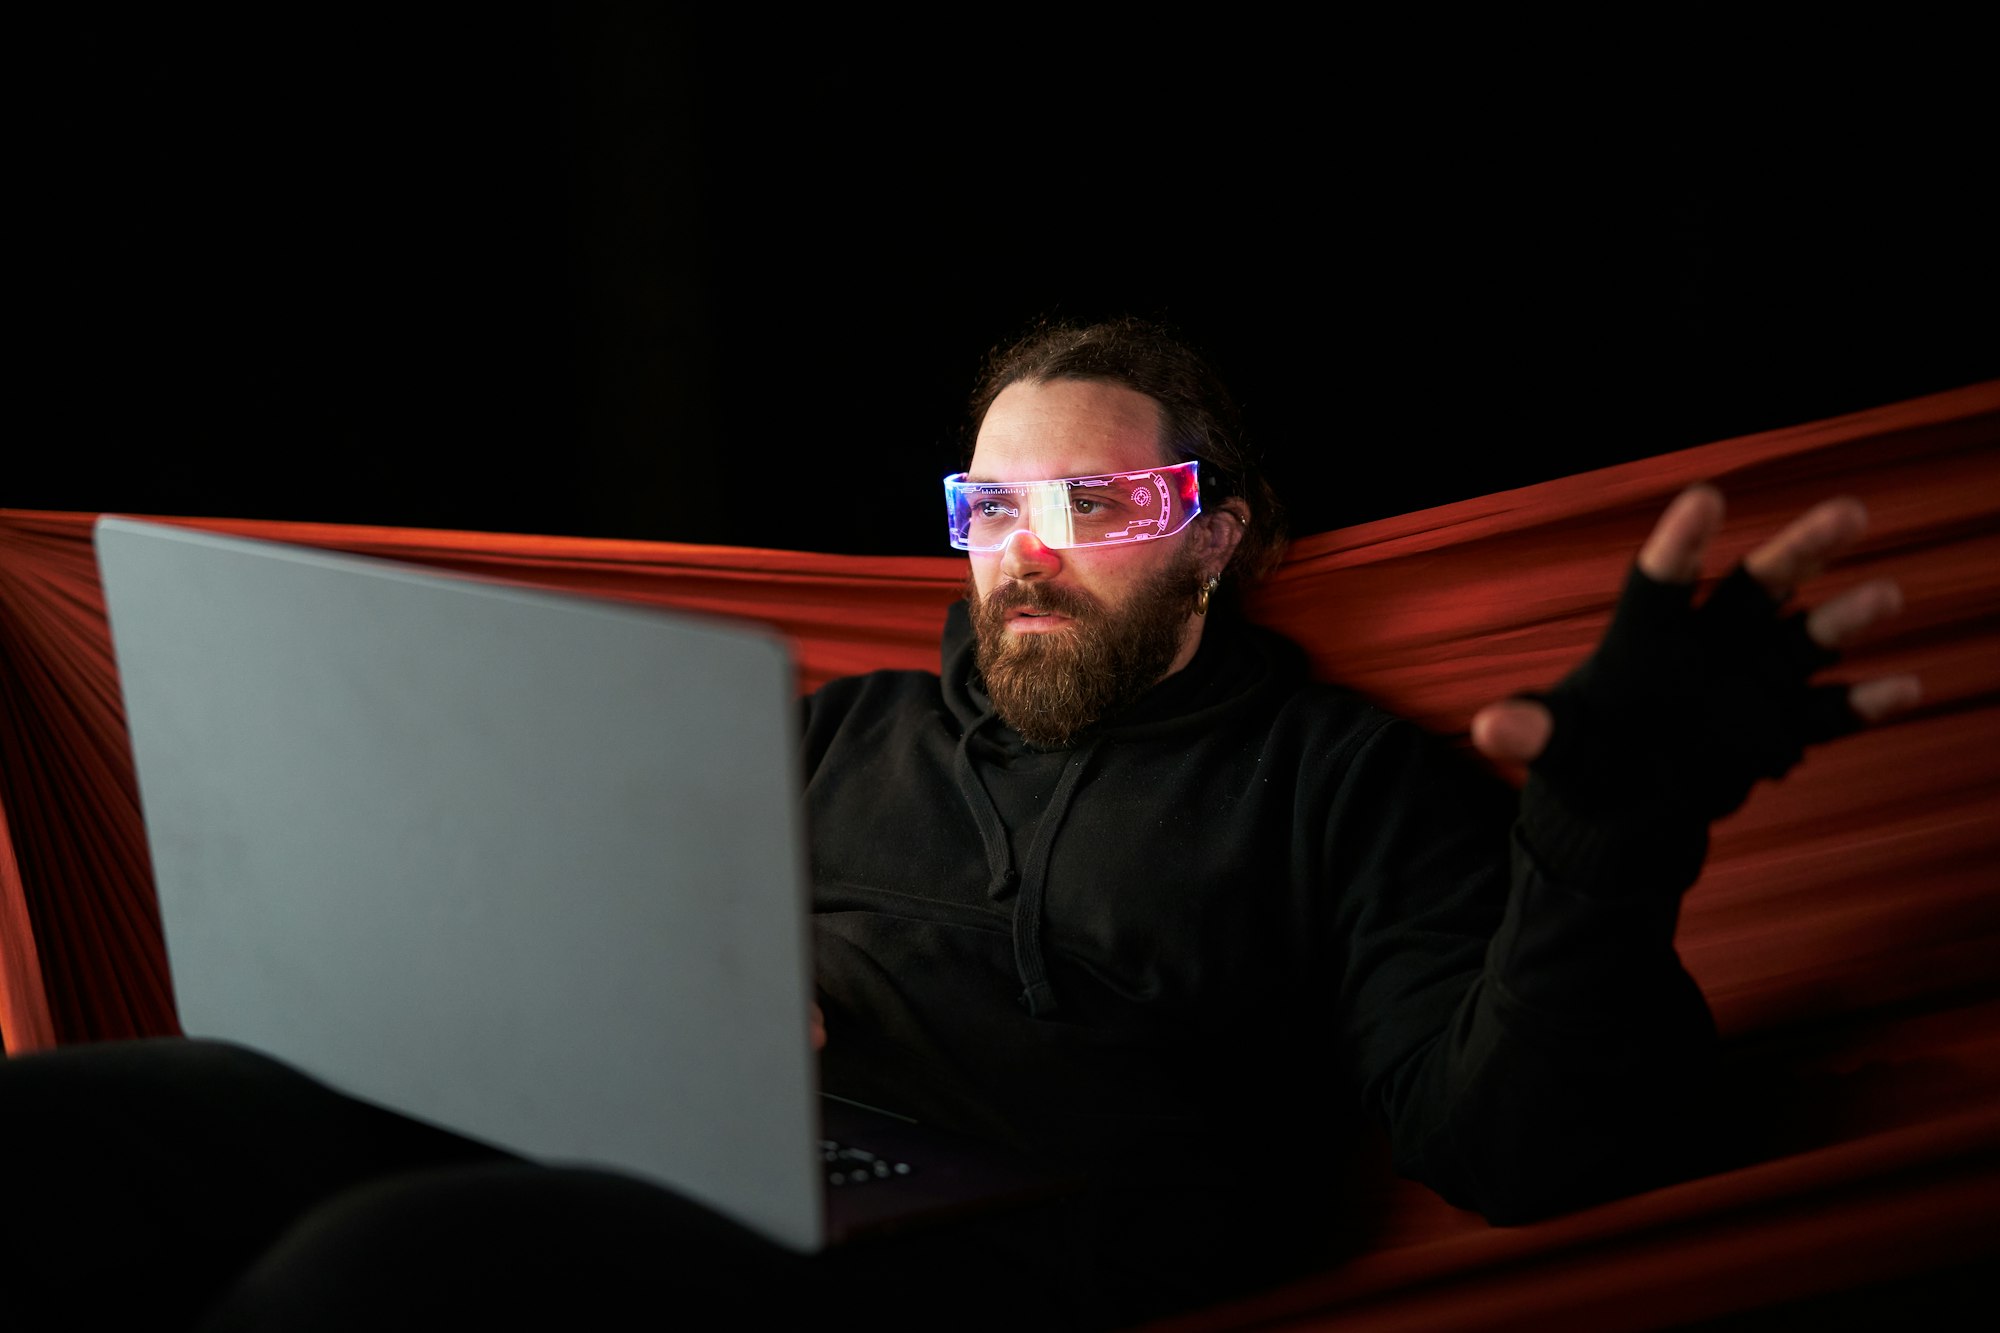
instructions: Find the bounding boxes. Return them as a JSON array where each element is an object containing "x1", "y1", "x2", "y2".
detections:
[{"x1": 801, "y1": 600, "x2": 1715, "y2": 1295}]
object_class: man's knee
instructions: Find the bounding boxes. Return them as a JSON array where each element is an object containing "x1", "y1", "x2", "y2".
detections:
[{"x1": 201, "y1": 1163, "x2": 817, "y2": 1331}]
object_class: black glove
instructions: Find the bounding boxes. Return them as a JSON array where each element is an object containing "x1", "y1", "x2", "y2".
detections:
[{"x1": 1519, "y1": 563, "x2": 1860, "y2": 890}]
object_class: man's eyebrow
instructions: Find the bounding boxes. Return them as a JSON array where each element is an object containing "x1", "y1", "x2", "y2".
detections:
[{"x1": 963, "y1": 472, "x2": 1106, "y2": 486}]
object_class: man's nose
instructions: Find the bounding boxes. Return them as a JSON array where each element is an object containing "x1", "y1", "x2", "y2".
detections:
[{"x1": 999, "y1": 527, "x2": 1063, "y2": 581}]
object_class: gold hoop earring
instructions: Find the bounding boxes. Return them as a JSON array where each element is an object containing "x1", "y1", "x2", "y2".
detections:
[{"x1": 1196, "y1": 574, "x2": 1221, "y2": 616}]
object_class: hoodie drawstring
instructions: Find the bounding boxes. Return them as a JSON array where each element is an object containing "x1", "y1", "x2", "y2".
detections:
[{"x1": 951, "y1": 709, "x2": 1099, "y2": 1020}]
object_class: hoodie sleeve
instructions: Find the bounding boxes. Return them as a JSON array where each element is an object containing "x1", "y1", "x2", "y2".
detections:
[
  {"x1": 1342, "y1": 551, "x2": 1870, "y2": 1222},
  {"x1": 1325, "y1": 716, "x2": 1718, "y2": 1225}
]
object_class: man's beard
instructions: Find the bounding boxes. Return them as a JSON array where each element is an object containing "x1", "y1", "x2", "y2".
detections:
[{"x1": 968, "y1": 552, "x2": 1202, "y2": 749}]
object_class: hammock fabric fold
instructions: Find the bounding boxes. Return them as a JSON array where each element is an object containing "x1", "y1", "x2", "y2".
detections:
[{"x1": 2, "y1": 379, "x2": 1996, "y2": 1328}]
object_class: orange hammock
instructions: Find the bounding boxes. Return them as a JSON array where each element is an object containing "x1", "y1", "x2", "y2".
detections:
[{"x1": 3, "y1": 380, "x2": 1996, "y2": 1328}]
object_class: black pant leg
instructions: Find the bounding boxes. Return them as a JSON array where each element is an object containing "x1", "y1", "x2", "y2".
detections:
[
  {"x1": 4, "y1": 1037, "x2": 1115, "y2": 1331},
  {"x1": 197, "y1": 1162, "x2": 823, "y2": 1332},
  {"x1": 1, "y1": 1037, "x2": 511, "y2": 1329},
  {"x1": 196, "y1": 1161, "x2": 1124, "y2": 1333}
]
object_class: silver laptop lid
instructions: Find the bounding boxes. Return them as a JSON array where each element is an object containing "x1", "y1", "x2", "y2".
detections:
[{"x1": 96, "y1": 517, "x2": 828, "y2": 1251}]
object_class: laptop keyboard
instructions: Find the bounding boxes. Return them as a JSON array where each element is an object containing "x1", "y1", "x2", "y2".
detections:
[{"x1": 821, "y1": 1139, "x2": 915, "y2": 1187}]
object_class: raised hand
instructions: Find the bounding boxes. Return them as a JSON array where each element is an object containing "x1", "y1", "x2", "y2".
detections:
[{"x1": 1472, "y1": 485, "x2": 1919, "y2": 822}]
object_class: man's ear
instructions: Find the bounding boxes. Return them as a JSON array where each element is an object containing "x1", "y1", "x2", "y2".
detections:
[{"x1": 1198, "y1": 498, "x2": 1250, "y2": 580}]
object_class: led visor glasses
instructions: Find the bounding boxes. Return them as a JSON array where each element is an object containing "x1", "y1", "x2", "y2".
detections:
[{"x1": 944, "y1": 461, "x2": 1202, "y2": 552}]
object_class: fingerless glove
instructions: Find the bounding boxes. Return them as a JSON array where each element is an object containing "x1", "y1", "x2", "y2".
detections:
[{"x1": 1519, "y1": 564, "x2": 1860, "y2": 894}]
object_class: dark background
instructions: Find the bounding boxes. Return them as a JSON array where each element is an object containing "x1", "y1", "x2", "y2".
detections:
[{"x1": 17, "y1": 12, "x2": 1996, "y2": 556}]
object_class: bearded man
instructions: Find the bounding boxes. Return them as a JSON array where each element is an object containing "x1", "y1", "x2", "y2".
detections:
[
  {"x1": 799, "y1": 315, "x2": 1914, "y2": 1318},
  {"x1": 4, "y1": 318, "x2": 1915, "y2": 1331}
]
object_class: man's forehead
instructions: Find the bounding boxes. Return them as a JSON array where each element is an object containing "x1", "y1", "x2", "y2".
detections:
[{"x1": 969, "y1": 379, "x2": 1173, "y2": 483}]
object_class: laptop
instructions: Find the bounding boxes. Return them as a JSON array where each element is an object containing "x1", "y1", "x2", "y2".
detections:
[{"x1": 95, "y1": 516, "x2": 1057, "y2": 1253}]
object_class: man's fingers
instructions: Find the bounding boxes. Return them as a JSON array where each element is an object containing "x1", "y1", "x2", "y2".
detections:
[
  {"x1": 1851, "y1": 674, "x2": 1922, "y2": 724},
  {"x1": 1471, "y1": 698, "x2": 1553, "y2": 765},
  {"x1": 1742, "y1": 496, "x2": 1868, "y2": 599},
  {"x1": 1805, "y1": 578, "x2": 1903, "y2": 649},
  {"x1": 1636, "y1": 489, "x2": 1878, "y2": 597},
  {"x1": 1637, "y1": 485, "x2": 1726, "y2": 583}
]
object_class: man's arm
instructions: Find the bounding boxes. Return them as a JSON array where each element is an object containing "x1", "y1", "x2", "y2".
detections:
[{"x1": 1379, "y1": 485, "x2": 1919, "y2": 1223}]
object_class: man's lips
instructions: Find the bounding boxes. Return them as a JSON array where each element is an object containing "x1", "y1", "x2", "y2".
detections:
[
  {"x1": 982, "y1": 579, "x2": 1097, "y2": 634},
  {"x1": 1007, "y1": 607, "x2": 1076, "y2": 632}
]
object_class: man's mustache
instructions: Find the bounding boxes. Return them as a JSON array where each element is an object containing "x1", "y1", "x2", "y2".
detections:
[{"x1": 983, "y1": 581, "x2": 1101, "y2": 620}]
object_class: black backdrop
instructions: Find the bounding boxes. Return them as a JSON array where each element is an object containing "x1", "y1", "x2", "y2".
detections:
[{"x1": 17, "y1": 12, "x2": 1996, "y2": 556}]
